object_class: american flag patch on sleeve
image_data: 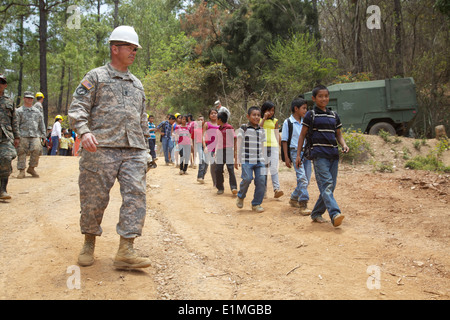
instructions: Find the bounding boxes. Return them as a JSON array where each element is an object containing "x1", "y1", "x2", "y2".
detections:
[{"x1": 81, "y1": 80, "x2": 94, "y2": 90}]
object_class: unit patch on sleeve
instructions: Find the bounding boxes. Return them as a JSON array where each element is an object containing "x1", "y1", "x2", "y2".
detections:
[{"x1": 76, "y1": 86, "x2": 88, "y2": 96}]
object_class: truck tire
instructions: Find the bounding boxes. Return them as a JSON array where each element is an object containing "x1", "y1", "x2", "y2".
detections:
[{"x1": 368, "y1": 122, "x2": 396, "y2": 135}]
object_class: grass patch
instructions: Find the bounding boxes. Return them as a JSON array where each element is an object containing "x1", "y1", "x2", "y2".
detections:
[{"x1": 405, "y1": 138, "x2": 450, "y2": 173}]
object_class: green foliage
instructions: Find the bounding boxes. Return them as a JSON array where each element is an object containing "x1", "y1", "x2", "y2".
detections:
[
  {"x1": 371, "y1": 161, "x2": 395, "y2": 173},
  {"x1": 262, "y1": 32, "x2": 338, "y2": 114},
  {"x1": 143, "y1": 60, "x2": 226, "y2": 116},
  {"x1": 405, "y1": 154, "x2": 450, "y2": 173},
  {"x1": 404, "y1": 139, "x2": 450, "y2": 172},
  {"x1": 378, "y1": 129, "x2": 392, "y2": 143},
  {"x1": 264, "y1": 32, "x2": 338, "y2": 92},
  {"x1": 341, "y1": 130, "x2": 372, "y2": 163}
]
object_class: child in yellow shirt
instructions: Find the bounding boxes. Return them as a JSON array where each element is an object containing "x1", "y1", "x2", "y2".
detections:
[
  {"x1": 260, "y1": 101, "x2": 283, "y2": 199},
  {"x1": 59, "y1": 132, "x2": 74, "y2": 156}
]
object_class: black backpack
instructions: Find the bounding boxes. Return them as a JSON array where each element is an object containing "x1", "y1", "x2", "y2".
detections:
[
  {"x1": 302, "y1": 110, "x2": 315, "y2": 161},
  {"x1": 281, "y1": 118, "x2": 293, "y2": 162}
]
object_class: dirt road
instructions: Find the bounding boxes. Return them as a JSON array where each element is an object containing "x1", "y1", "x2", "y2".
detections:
[{"x1": 1, "y1": 136, "x2": 449, "y2": 300}]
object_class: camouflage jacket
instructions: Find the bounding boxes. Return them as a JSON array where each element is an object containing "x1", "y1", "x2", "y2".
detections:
[
  {"x1": 68, "y1": 63, "x2": 150, "y2": 149},
  {"x1": 32, "y1": 101, "x2": 44, "y2": 116},
  {"x1": 16, "y1": 105, "x2": 46, "y2": 138},
  {"x1": 0, "y1": 95, "x2": 18, "y2": 143}
]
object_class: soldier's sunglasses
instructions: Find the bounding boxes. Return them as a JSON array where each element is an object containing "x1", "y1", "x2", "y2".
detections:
[{"x1": 113, "y1": 44, "x2": 138, "y2": 52}]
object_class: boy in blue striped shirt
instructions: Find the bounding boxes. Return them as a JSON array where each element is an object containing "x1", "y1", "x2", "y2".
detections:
[{"x1": 295, "y1": 85, "x2": 349, "y2": 227}]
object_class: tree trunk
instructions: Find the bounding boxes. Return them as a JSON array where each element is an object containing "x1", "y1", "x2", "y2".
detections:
[
  {"x1": 57, "y1": 60, "x2": 65, "y2": 114},
  {"x1": 351, "y1": 0, "x2": 363, "y2": 73},
  {"x1": 39, "y1": 0, "x2": 49, "y2": 127},
  {"x1": 393, "y1": 0, "x2": 404, "y2": 77},
  {"x1": 113, "y1": 0, "x2": 120, "y2": 28},
  {"x1": 65, "y1": 66, "x2": 71, "y2": 114},
  {"x1": 16, "y1": 15, "x2": 24, "y2": 107}
]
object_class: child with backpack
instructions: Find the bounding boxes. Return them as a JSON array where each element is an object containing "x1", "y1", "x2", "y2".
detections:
[
  {"x1": 295, "y1": 85, "x2": 349, "y2": 227},
  {"x1": 281, "y1": 98, "x2": 312, "y2": 215}
]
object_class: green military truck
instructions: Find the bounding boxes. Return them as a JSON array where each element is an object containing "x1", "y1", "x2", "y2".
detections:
[{"x1": 303, "y1": 78, "x2": 419, "y2": 135}]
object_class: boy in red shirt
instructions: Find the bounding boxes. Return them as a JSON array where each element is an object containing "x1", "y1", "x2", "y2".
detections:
[{"x1": 215, "y1": 112, "x2": 237, "y2": 195}]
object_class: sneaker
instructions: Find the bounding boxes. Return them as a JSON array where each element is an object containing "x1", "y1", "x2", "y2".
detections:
[
  {"x1": 231, "y1": 189, "x2": 238, "y2": 195},
  {"x1": 0, "y1": 191, "x2": 11, "y2": 200},
  {"x1": 197, "y1": 178, "x2": 205, "y2": 184},
  {"x1": 252, "y1": 205, "x2": 264, "y2": 213},
  {"x1": 298, "y1": 201, "x2": 312, "y2": 216},
  {"x1": 179, "y1": 170, "x2": 184, "y2": 175},
  {"x1": 297, "y1": 207, "x2": 312, "y2": 216},
  {"x1": 332, "y1": 213, "x2": 345, "y2": 227},
  {"x1": 274, "y1": 190, "x2": 284, "y2": 198},
  {"x1": 236, "y1": 197, "x2": 244, "y2": 209},
  {"x1": 312, "y1": 216, "x2": 327, "y2": 223},
  {"x1": 289, "y1": 199, "x2": 301, "y2": 208},
  {"x1": 217, "y1": 189, "x2": 224, "y2": 195}
]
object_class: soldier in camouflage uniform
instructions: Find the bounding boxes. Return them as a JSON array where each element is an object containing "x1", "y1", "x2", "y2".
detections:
[
  {"x1": 0, "y1": 74, "x2": 20, "y2": 200},
  {"x1": 68, "y1": 26, "x2": 152, "y2": 269},
  {"x1": 16, "y1": 91, "x2": 46, "y2": 178},
  {"x1": 33, "y1": 92, "x2": 44, "y2": 116}
]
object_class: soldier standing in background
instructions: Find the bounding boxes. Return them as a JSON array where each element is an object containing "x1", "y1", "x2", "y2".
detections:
[
  {"x1": 69, "y1": 26, "x2": 151, "y2": 269},
  {"x1": 33, "y1": 92, "x2": 44, "y2": 115},
  {"x1": 16, "y1": 91, "x2": 46, "y2": 179},
  {"x1": 0, "y1": 74, "x2": 20, "y2": 200}
]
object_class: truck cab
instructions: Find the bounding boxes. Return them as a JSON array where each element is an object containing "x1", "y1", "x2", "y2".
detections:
[{"x1": 303, "y1": 78, "x2": 419, "y2": 136}]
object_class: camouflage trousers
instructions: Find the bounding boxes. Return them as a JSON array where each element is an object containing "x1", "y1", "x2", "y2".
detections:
[
  {"x1": 17, "y1": 137, "x2": 42, "y2": 170},
  {"x1": 78, "y1": 147, "x2": 147, "y2": 238},
  {"x1": 0, "y1": 139, "x2": 17, "y2": 178}
]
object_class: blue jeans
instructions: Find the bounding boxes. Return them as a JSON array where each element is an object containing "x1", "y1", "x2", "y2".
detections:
[
  {"x1": 237, "y1": 162, "x2": 265, "y2": 206},
  {"x1": 311, "y1": 157, "x2": 340, "y2": 220},
  {"x1": 161, "y1": 136, "x2": 173, "y2": 163},
  {"x1": 290, "y1": 149, "x2": 311, "y2": 202},
  {"x1": 50, "y1": 136, "x2": 59, "y2": 155}
]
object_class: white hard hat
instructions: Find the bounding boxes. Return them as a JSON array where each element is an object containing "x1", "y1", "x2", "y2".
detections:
[{"x1": 108, "y1": 26, "x2": 142, "y2": 48}]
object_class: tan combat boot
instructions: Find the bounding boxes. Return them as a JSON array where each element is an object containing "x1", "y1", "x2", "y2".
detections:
[
  {"x1": 26, "y1": 167, "x2": 39, "y2": 178},
  {"x1": 298, "y1": 201, "x2": 312, "y2": 216},
  {"x1": 77, "y1": 234, "x2": 96, "y2": 267},
  {"x1": 113, "y1": 237, "x2": 151, "y2": 269},
  {"x1": 17, "y1": 170, "x2": 25, "y2": 179}
]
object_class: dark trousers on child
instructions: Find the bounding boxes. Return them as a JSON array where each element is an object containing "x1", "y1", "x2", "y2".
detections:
[
  {"x1": 148, "y1": 138, "x2": 157, "y2": 159},
  {"x1": 215, "y1": 148, "x2": 237, "y2": 191},
  {"x1": 179, "y1": 144, "x2": 190, "y2": 172}
]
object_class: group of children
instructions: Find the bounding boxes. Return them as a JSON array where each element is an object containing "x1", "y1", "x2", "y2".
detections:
[
  {"x1": 43, "y1": 126, "x2": 75, "y2": 156},
  {"x1": 149, "y1": 85, "x2": 349, "y2": 227}
]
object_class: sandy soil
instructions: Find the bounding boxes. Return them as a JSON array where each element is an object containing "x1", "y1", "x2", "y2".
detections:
[{"x1": 0, "y1": 135, "x2": 449, "y2": 300}]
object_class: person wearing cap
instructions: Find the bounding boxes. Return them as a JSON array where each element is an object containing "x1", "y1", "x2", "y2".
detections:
[
  {"x1": 15, "y1": 91, "x2": 46, "y2": 178},
  {"x1": 0, "y1": 74, "x2": 20, "y2": 200},
  {"x1": 33, "y1": 92, "x2": 44, "y2": 116},
  {"x1": 68, "y1": 25, "x2": 151, "y2": 269},
  {"x1": 214, "y1": 100, "x2": 231, "y2": 123}
]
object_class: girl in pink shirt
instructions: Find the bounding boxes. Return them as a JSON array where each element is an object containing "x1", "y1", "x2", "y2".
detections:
[
  {"x1": 175, "y1": 115, "x2": 192, "y2": 174},
  {"x1": 201, "y1": 109, "x2": 219, "y2": 186}
]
